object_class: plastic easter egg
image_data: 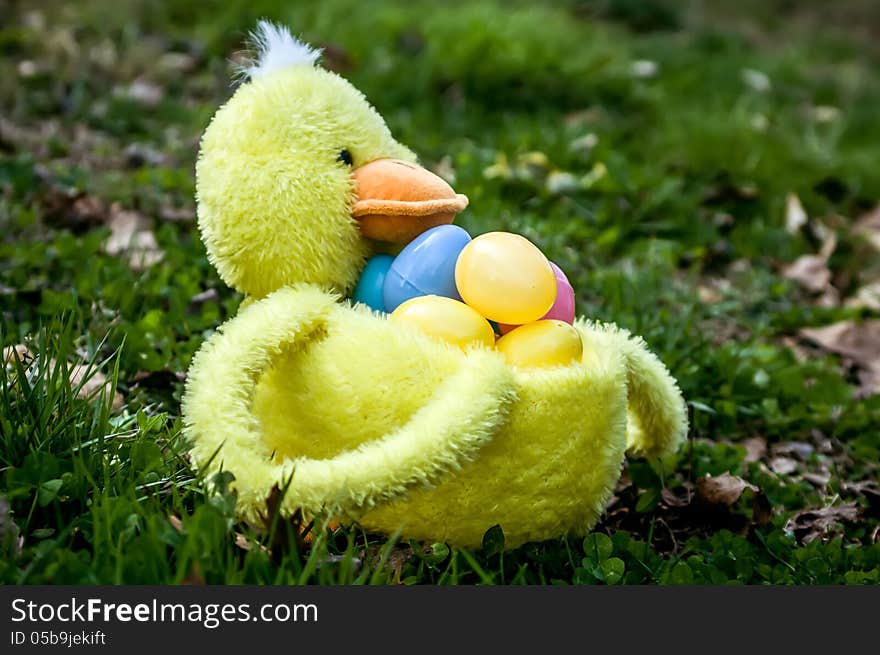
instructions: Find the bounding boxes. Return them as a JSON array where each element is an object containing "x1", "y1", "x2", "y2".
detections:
[
  {"x1": 541, "y1": 262, "x2": 576, "y2": 324},
  {"x1": 390, "y1": 295, "x2": 495, "y2": 350},
  {"x1": 352, "y1": 254, "x2": 394, "y2": 312},
  {"x1": 455, "y1": 232, "x2": 556, "y2": 325},
  {"x1": 495, "y1": 320, "x2": 583, "y2": 368},
  {"x1": 383, "y1": 225, "x2": 472, "y2": 313}
]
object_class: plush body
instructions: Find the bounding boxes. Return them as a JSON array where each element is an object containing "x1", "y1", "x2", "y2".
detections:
[{"x1": 182, "y1": 22, "x2": 687, "y2": 549}]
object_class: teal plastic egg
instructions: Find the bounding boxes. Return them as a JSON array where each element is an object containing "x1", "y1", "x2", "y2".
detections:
[{"x1": 352, "y1": 254, "x2": 394, "y2": 312}]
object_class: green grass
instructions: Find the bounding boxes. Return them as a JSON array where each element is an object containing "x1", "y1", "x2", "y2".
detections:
[{"x1": 2, "y1": 0, "x2": 879, "y2": 584}]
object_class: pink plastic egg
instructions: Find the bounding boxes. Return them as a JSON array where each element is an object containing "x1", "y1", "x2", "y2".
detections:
[
  {"x1": 497, "y1": 263, "x2": 575, "y2": 334},
  {"x1": 541, "y1": 262, "x2": 575, "y2": 324}
]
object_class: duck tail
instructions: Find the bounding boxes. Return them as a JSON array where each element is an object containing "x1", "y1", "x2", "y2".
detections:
[
  {"x1": 578, "y1": 320, "x2": 688, "y2": 460},
  {"x1": 618, "y1": 332, "x2": 688, "y2": 459}
]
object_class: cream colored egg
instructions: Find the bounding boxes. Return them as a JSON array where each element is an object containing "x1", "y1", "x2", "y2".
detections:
[
  {"x1": 454, "y1": 232, "x2": 557, "y2": 325},
  {"x1": 390, "y1": 295, "x2": 495, "y2": 350},
  {"x1": 495, "y1": 320, "x2": 583, "y2": 368}
]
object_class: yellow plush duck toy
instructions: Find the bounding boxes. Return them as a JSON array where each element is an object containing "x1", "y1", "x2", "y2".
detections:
[{"x1": 182, "y1": 21, "x2": 688, "y2": 549}]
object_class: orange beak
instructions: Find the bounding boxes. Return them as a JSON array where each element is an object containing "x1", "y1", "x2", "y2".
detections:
[{"x1": 352, "y1": 158, "x2": 469, "y2": 243}]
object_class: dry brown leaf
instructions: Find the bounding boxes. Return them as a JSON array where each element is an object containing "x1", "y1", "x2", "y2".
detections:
[
  {"x1": 70, "y1": 196, "x2": 108, "y2": 224},
  {"x1": 158, "y1": 204, "x2": 193, "y2": 222},
  {"x1": 2, "y1": 344, "x2": 33, "y2": 365},
  {"x1": 696, "y1": 472, "x2": 758, "y2": 506},
  {"x1": 5, "y1": 348, "x2": 122, "y2": 409},
  {"x1": 816, "y1": 224, "x2": 838, "y2": 260},
  {"x1": 784, "y1": 504, "x2": 860, "y2": 544},
  {"x1": 234, "y1": 532, "x2": 270, "y2": 554},
  {"x1": 802, "y1": 472, "x2": 831, "y2": 487},
  {"x1": 842, "y1": 480, "x2": 880, "y2": 516},
  {"x1": 781, "y1": 215, "x2": 840, "y2": 306},
  {"x1": 189, "y1": 289, "x2": 218, "y2": 306},
  {"x1": 853, "y1": 206, "x2": 880, "y2": 251},
  {"x1": 697, "y1": 285, "x2": 722, "y2": 304},
  {"x1": 846, "y1": 281, "x2": 880, "y2": 311},
  {"x1": 104, "y1": 204, "x2": 163, "y2": 270},
  {"x1": 842, "y1": 479, "x2": 880, "y2": 495},
  {"x1": 856, "y1": 369, "x2": 880, "y2": 398},
  {"x1": 0, "y1": 497, "x2": 23, "y2": 557},
  {"x1": 168, "y1": 515, "x2": 184, "y2": 533},
  {"x1": 40, "y1": 190, "x2": 109, "y2": 230},
  {"x1": 781, "y1": 336, "x2": 811, "y2": 363},
  {"x1": 742, "y1": 436, "x2": 767, "y2": 464},
  {"x1": 697, "y1": 277, "x2": 732, "y2": 305},
  {"x1": 772, "y1": 441, "x2": 815, "y2": 460},
  {"x1": 69, "y1": 363, "x2": 124, "y2": 410},
  {"x1": 103, "y1": 205, "x2": 143, "y2": 252},
  {"x1": 121, "y1": 78, "x2": 164, "y2": 107},
  {"x1": 157, "y1": 52, "x2": 197, "y2": 74},
  {"x1": 694, "y1": 473, "x2": 772, "y2": 526},
  {"x1": 769, "y1": 456, "x2": 799, "y2": 475},
  {"x1": 661, "y1": 487, "x2": 691, "y2": 507},
  {"x1": 815, "y1": 288, "x2": 841, "y2": 309},
  {"x1": 783, "y1": 254, "x2": 831, "y2": 293},
  {"x1": 799, "y1": 320, "x2": 880, "y2": 396},
  {"x1": 563, "y1": 108, "x2": 602, "y2": 128},
  {"x1": 785, "y1": 193, "x2": 808, "y2": 234},
  {"x1": 799, "y1": 321, "x2": 854, "y2": 355}
]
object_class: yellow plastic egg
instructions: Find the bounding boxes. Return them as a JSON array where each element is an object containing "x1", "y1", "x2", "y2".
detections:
[
  {"x1": 495, "y1": 320, "x2": 583, "y2": 368},
  {"x1": 455, "y1": 232, "x2": 557, "y2": 325},
  {"x1": 390, "y1": 295, "x2": 495, "y2": 350}
]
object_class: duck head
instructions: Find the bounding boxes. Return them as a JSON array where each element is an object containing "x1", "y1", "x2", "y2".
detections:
[{"x1": 196, "y1": 21, "x2": 468, "y2": 299}]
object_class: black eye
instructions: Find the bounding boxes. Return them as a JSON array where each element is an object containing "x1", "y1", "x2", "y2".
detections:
[{"x1": 337, "y1": 149, "x2": 353, "y2": 167}]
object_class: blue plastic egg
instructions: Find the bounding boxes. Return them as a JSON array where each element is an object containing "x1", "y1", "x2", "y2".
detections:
[
  {"x1": 352, "y1": 254, "x2": 394, "y2": 312},
  {"x1": 383, "y1": 225, "x2": 471, "y2": 312}
]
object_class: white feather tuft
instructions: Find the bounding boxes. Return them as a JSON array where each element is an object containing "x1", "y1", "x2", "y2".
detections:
[{"x1": 236, "y1": 20, "x2": 321, "y2": 80}]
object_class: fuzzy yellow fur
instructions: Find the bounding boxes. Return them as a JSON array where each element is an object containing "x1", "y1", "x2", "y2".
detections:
[
  {"x1": 197, "y1": 65, "x2": 414, "y2": 299},
  {"x1": 184, "y1": 25, "x2": 688, "y2": 549},
  {"x1": 183, "y1": 286, "x2": 686, "y2": 548}
]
